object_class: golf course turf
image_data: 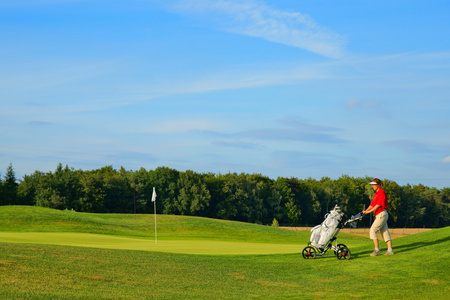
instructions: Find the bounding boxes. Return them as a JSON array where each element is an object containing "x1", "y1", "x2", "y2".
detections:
[
  {"x1": 0, "y1": 232, "x2": 302, "y2": 255},
  {"x1": 0, "y1": 206, "x2": 448, "y2": 299}
]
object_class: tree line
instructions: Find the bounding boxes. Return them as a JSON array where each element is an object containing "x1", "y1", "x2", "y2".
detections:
[{"x1": 1, "y1": 163, "x2": 449, "y2": 228}]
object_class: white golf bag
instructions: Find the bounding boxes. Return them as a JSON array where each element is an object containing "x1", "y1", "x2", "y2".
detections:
[{"x1": 310, "y1": 205, "x2": 344, "y2": 249}]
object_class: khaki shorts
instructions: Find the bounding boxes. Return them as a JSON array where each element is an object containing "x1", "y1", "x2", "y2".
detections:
[{"x1": 370, "y1": 210, "x2": 392, "y2": 241}]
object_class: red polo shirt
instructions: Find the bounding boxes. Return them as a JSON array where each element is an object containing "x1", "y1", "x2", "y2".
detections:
[{"x1": 370, "y1": 188, "x2": 388, "y2": 216}]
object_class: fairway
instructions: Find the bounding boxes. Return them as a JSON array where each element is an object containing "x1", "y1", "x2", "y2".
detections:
[
  {"x1": 0, "y1": 232, "x2": 301, "y2": 255},
  {"x1": 0, "y1": 207, "x2": 449, "y2": 299}
]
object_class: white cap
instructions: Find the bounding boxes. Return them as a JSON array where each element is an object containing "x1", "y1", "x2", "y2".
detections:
[{"x1": 369, "y1": 178, "x2": 382, "y2": 185}]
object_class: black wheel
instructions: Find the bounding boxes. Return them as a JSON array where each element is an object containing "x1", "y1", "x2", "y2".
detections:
[
  {"x1": 334, "y1": 244, "x2": 345, "y2": 255},
  {"x1": 334, "y1": 243, "x2": 346, "y2": 254},
  {"x1": 336, "y1": 244, "x2": 351, "y2": 260},
  {"x1": 302, "y1": 246, "x2": 316, "y2": 259}
]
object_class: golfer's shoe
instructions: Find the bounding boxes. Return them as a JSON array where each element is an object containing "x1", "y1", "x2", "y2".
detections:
[
  {"x1": 384, "y1": 251, "x2": 395, "y2": 256},
  {"x1": 370, "y1": 250, "x2": 381, "y2": 256}
]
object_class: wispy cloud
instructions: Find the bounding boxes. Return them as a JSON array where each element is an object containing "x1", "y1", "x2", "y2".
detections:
[
  {"x1": 169, "y1": 0, "x2": 346, "y2": 58},
  {"x1": 237, "y1": 117, "x2": 346, "y2": 144},
  {"x1": 442, "y1": 156, "x2": 450, "y2": 163},
  {"x1": 238, "y1": 128, "x2": 345, "y2": 144},
  {"x1": 385, "y1": 139, "x2": 434, "y2": 154},
  {"x1": 0, "y1": 60, "x2": 115, "y2": 91},
  {"x1": 268, "y1": 150, "x2": 357, "y2": 170},
  {"x1": 142, "y1": 120, "x2": 222, "y2": 133},
  {"x1": 346, "y1": 99, "x2": 381, "y2": 108},
  {"x1": 212, "y1": 140, "x2": 262, "y2": 150},
  {"x1": 28, "y1": 121, "x2": 53, "y2": 127},
  {"x1": 345, "y1": 98, "x2": 391, "y2": 119},
  {"x1": 168, "y1": 62, "x2": 325, "y2": 95},
  {"x1": 280, "y1": 117, "x2": 341, "y2": 133}
]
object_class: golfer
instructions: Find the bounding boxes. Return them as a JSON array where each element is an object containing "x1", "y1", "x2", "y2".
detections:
[{"x1": 363, "y1": 178, "x2": 394, "y2": 256}]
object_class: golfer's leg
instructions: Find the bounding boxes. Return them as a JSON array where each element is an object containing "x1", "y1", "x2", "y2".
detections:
[
  {"x1": 379, "y1": 215, "x2": 391, "y2": 242},
  {"x1": 370, "y1": 215, "x2": 383, "y2": 240}
]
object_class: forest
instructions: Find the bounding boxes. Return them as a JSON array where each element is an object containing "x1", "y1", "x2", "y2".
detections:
[{"x1": 1, "y1": 163, "x2": 449, "y2": 228}]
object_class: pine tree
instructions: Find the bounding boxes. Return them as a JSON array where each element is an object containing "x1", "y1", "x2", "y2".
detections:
[{"x1": 2, "y1": 164, "x2": 18, "y2": 205}]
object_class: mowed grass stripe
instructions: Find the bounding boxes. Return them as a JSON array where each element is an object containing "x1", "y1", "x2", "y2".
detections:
[{"x1": 0, "y1": 232, "x2": 301, "y2": 255}]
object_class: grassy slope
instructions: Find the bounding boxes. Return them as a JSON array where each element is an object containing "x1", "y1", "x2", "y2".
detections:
[
  {"x1": 0, "y1": 206, "x2": 448, "y2": 299},
  {"x1": 0, "y1": 206, "x2": 312, "y2": 243}
]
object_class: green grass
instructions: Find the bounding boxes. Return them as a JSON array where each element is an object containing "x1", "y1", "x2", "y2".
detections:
[
  {"x1": 0, "y1": 232, "x2": 304, "y2": 255},
  {"x1": 0, "y1": 206, "x2": 309, "y2": 243},
  {"x1": 0, "y1": 206, "x2": 448, "y2": 299},
  {"x1": 0, "y1": 206, "x2": 365, "y2": 255}
]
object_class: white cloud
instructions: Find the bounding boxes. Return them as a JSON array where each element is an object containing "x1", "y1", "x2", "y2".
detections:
[
  {"x1": 442, "y1": 156, "x2": 450, "y2": 163},
  {"x1": 170, "y1": 0, "x2": 346, "y2": 58},
  {"x1": 177, "y1": 63, "x2": 324, "y2": 94}
]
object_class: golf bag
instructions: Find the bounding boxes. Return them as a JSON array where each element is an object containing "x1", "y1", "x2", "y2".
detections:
[{"x1": 310, "y1": 205, "x2": 344, "y2": 249}]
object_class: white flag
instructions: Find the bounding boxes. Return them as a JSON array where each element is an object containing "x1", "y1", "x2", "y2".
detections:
[{"x1": 151, "y1": 187, "x2": 157, "y2": 202}]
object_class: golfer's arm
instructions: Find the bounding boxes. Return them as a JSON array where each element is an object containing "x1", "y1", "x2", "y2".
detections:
[{"x1": 364, "y1": 205, "x2": 380, "y2": 214}]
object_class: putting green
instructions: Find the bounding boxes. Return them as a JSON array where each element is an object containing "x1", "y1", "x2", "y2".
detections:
[{"x1": 0, "y1": 232, "x2": 302, "y2": 255}]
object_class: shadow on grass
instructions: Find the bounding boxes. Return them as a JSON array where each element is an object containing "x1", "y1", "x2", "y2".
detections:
[
  {"x1": 348, "y1": 236, "x2": 450, "y2": 259},
  {"x1": 393, "y1": 236, "x2": 450, "y2": 253}
]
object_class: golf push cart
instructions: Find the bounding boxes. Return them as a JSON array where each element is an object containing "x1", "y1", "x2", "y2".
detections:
[{"x1": 302, "y1": 205, "x2": 364, "y2": 260}]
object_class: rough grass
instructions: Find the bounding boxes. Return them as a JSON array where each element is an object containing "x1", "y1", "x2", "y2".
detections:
[{"x1": 0, "y1": 206, "x2": 448, "y2": 299}]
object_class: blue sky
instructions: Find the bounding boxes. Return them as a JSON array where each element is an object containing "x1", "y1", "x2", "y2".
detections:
[{"x1": 1, "y1": 0, "x2": 449, "y2": 188}]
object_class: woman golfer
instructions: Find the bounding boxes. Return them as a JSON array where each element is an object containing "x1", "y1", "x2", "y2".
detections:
[{"x1": 363, "y1": 178, "x2": 394, "y2": 256}]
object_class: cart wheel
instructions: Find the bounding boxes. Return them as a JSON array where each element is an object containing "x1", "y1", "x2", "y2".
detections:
[
  {"x1": 335, "y1": 243, "x2": 346, "y2": 254},
  {"x1": 334, "y1": 244, "x2": 345, "y2": 255},
  {"x1": 336, "y1": 245, "x2": 351, "y2": 260},
  {"x1": 302, "y1": 246, "x2": 316, "y2": 259}
]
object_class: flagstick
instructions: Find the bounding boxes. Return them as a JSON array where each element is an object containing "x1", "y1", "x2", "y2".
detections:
[
  {"x1": 154, "y1": 197, "x2": 157, "y2": 244},
  {"x1": 152, "y1": 187, "x2": 157, "y2": 244}
]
